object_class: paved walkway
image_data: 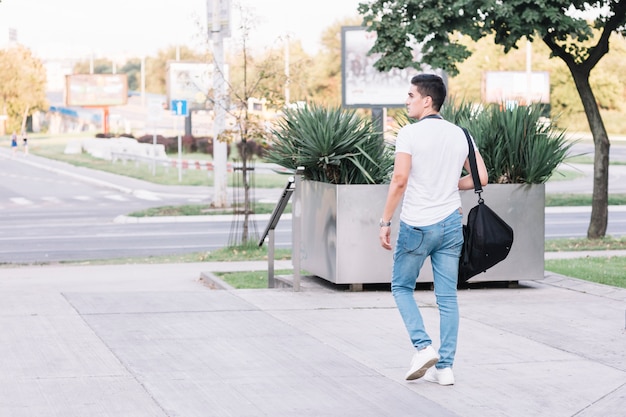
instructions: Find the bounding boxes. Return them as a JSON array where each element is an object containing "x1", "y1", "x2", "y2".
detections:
[{"x1": 0, "y1": 261, "x2": 624, "y2": 416}]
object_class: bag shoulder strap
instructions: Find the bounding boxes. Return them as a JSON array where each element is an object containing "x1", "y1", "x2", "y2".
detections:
[{"x1": 461, "y1": 127, "x2": 484, "y2": 200}]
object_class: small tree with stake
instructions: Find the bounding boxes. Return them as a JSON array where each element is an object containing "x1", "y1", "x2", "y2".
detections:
[{"x1": 214, "y1": 3, "x2": 283, "y2": 246}]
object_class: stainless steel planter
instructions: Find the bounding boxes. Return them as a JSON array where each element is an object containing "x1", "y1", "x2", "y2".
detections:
[
  {"x1": 294, "y1": 180, "x2": 544, "y2": 285},
  {"x1": 455, "y1": 183, "x2": 544, "y2": 283},
  {"x1": 294, "y1": 181, "x2": 398, "y2": 285}
]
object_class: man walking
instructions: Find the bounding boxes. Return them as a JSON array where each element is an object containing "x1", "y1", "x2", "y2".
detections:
[{"x1": 379, "y1": 74, "x2": 488, "y2": 385}]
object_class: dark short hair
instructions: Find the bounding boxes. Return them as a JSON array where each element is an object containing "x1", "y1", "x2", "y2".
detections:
[{"x1": 410, "y1": 74, "x2": 446, "y2": 111}]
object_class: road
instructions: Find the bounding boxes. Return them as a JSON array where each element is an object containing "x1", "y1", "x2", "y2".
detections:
[
  {"x1": 0, "y1": 151, "x2": 290, "y2": 263},
  {"x1": 0, "y1": 143, "x2": 625, "y2": 264}
]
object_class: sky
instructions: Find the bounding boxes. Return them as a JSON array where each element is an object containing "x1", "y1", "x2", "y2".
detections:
[{"x1": 0, "y1": 0, "x2": 365, "y2": 60}]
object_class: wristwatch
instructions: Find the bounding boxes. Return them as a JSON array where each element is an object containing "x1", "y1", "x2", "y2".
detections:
[{"x1": 379, "y1": 218, "x2": 391, "y2": 227}]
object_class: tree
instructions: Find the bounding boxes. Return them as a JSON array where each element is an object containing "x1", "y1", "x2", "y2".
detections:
[
  {"x1": 215, "y1": 3, "x2": 288, "y2": 245},
  {"x1": 120, "y1": 59, "x2": 142, "y2": 91},
  {"x1": 0, "y1": 45, "x2": 47, "y2": 133},
  {"x1": 358, "y1": 0, "x2": 626, "y2": 239},
  {"x1": 73, "y1": 58, "x2": 115, "y2": 74},
  {"x1": 307, "y1": 17, "x2": 362, "y2": 106}
]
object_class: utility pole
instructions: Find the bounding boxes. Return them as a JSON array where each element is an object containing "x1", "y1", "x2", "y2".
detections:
[
  {"x1": 526, "y1": 39, "x2": 532, "y2": 106},
  {"x1": 284, "y1": 34, "x2": 290, "y2": 106},
  {"x1": 209, "y1": 0, "x2": 228, "y2": 207}
]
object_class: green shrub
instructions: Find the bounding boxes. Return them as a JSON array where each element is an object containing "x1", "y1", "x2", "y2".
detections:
[
  {"x1": 266, "y1": 104, "x2": 394, "y2": 184},
  {"x1": 441, "y1": 101, "x2": 573, "y2": 184}
]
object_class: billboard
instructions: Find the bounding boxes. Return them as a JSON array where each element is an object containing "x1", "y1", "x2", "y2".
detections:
[
  {"x1": 341, "y1": 26, "x2": 444, "y2": 108},
  {"x1": 167, "y1": 61, "x2": 229, "y2": 110},
  {"x1": 482, "y1": 71, "x2": 550, "y2": 105},
  {"x1": 64, "y1": 74, "x2": 128, "y2": 106}
]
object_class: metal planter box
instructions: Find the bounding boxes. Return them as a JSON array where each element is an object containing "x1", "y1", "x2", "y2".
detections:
[
  {"x1": 294, "y1": 181, "x2": 398, "y2": 285},
  {"x1": 294, "y1": 180, "x2": 544, "y2": 285},
  {"x1": 452, "y1": 183, "x2": 544, "y2": 283}
]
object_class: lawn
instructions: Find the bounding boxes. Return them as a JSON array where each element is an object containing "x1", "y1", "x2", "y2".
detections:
[{"x1": 545, "y1": 257, "x2": 626, "y2": 288}]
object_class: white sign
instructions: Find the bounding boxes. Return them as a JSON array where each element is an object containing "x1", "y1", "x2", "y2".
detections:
[
  {"x1": 167, "y1": 61, "x2": 229, "y2": 109},
  {"x1": 147, "y1": 98, "x2": 163, "y2": 122},
  {"x1": 483, "y1": 71, "x2": 550, "y2": 105},
  {"x1": 341, "y1": 26, "x2": 443, "y2": 108}
]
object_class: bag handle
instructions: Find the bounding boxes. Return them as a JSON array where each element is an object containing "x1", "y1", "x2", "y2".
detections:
[{"x1": 461, "y1": 127, "x2": 484, "y2": 203}]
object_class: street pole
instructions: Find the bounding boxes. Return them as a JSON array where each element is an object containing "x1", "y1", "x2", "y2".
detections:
[
  {"x1": 284, "y1": 34, "x2": 290, "y2": 106},
  {"x1": 175, "y1": 111, "x2": 182, "y2": 182},
  {"x1": 526, "y1": 39, "x2": 532, "y2": 106},
  {"x1": 210, "y1": 0, "x2": 228, "y2": 208}
]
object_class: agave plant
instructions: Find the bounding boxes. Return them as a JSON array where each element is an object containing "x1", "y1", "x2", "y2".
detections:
[
  {"x1": 266, "y1": 104, "x2": 394, "y2": 184},
  {"x1": 474, "y1": 104, "x2": 572, "y2": 184},
  {"x1": 439, "y1": 99, "x2": 572, "y2": 184}
]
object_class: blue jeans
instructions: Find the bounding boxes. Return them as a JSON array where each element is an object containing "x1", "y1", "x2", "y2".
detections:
[{"x1": 391, "y1": 209, "x2": 463, "y2": 369}]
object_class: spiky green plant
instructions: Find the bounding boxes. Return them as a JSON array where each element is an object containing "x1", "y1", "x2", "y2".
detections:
[
  {"x1": 266, "y1": 104, "x2": 394, "y2": 184},
  {"x1": 471, "y1": 104, "x2": 572, "y2": 183},
  {"x1": 420, "y1": 99, "x2": 573, "y2": 184}
]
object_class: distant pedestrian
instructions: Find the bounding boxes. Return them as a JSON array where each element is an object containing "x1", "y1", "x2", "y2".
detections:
[
  {"x1": 10, "y1": 131, "x2": 18, "y2": 157},
  {"x1": 22, "y1": 132, "x2": 28, "y2": 156}
]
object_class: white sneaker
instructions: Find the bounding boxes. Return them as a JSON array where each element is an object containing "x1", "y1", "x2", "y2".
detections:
[
  {"x1": 424, "y1": 366, "x2": 455, "y2": 385},
  {"x1": 405, "y1": 345, "x2": 439, "y2": 380}
]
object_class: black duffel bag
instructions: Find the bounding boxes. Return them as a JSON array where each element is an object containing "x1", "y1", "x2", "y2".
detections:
[{"x1": 458, "y1": 128, "x2": 514, "y2": 283}]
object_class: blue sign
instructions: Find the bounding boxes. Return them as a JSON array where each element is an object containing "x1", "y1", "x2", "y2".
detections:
[{"x1": 170, "y1": 99, "x2": 188, "y2": 116}]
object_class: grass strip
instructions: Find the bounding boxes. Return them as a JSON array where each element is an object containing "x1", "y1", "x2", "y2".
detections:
[
  {"x1": 545, "y1": 257, "x2": 626, "y2": 288},
  {"x1": 546, "y1": 193, "x2": 626, "y2": 206},
  {"x1": 214, "y1": 269, "x2": 293, "y2": 289},
  {"x1": 129, "y1": 202, "x2": 290, "y2": 217},
  {"x1": 544, "y1": 236, "x2": 626, "y2": 251}
]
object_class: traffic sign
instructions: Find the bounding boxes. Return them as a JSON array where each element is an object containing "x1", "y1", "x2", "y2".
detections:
[{"x1": 170, "y1": 99, "x2": 188, "y2": 116}]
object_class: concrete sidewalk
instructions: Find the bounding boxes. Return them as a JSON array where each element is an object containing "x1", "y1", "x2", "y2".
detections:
[{"x1": 0, "y1": 261, "x2": 624, "y2": 417}]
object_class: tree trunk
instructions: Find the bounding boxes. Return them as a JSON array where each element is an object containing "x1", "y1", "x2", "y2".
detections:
[
  {"x1": 21, "y1": 105, "x2": 30, "y2": 134},
  {"x1": 570, "y1": 69, "x2": 610, "y2": 239}
]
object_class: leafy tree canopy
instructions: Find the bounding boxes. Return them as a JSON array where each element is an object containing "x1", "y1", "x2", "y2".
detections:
[
  {"x1": 358, "y1": 1, "x2": 626, "y2": 76},
  {"x1": 0, "y1": 45, "x2": 47, "y2": 132},
  {"x1": 357, "y1": 0, "x2": 626, "y2": 239}
]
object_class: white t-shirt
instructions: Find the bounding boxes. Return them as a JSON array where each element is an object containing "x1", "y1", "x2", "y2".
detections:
[{"x1": 395, "y1": 117, "x2": 476, "y2": 227}]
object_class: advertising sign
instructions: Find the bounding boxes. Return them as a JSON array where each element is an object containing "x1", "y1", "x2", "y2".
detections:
[
  {"x1": 166, "y1": 61, "x2": 229, "y2": 110},
  {"x1": 65, "y1": 74, "x2": 128, "y2": 106},
  {"x1": 482, "y1": 71, "x2": 550, "y2": 105},
  {"x1": 341, "y1": 26, "x2": 444, "y2": 108}
]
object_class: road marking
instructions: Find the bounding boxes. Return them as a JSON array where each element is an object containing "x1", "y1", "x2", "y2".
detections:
[
  {"x1": 104, "y1": 194, "x2": 129, "y2": 201},
  {"x1": 133, "y1": 190, "x2": 162, "y2": 201},
  {"x1": 9, "y1": 197, "x2": 33, "y2": 205}
]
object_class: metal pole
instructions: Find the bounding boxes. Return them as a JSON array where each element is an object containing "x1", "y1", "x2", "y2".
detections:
[
  {"x1": 526, "y1": 40, "x2": 532, "y2": 105},
  {"x1": 284, "y1": 35, "x2": 290, "y2": 106},
  {"x1": 210, "y1": 0, "x2": 228, "y2": 207},
  {"x1": 372, "y1": 107, "x2": 385, "y2": 141},
  {"x1": 140, "y1": 56, "x2": 146, "y2": 107},
  {"x1": 292, "y1": 167, "x2": 305, "y2": 292},
  {"x1": 177, "y1": 116, "x2": 182, "y2": 182},
  {"x1": 268, "y1": 229, "x2": 275, "y2": 288},
  {"x1": 152, "y1": 121, "x2": 157, "y2": 176}
]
